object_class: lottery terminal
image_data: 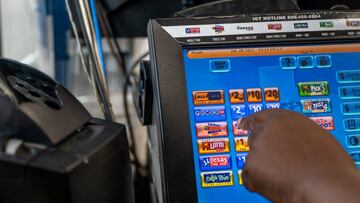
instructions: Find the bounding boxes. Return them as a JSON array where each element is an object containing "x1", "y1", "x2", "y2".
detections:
[{"x1": 145, "y1": 10, "x2": 360, "y2": 203}]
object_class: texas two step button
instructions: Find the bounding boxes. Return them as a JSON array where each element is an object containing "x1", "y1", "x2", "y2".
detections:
[{"x1": 199, "y1": 155, "x2": 232, "y2": 171}]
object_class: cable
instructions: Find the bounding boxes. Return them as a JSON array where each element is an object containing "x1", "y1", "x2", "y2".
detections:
[
  {"x1": 96, "y1": 0, "x2": 127, "y2": 76},
  {"x1": 89, "y1": 0, "x2": 108, "y2": 80},
  {"x1": 123, "y1": 52, "x2": 149, "y2": 168}
]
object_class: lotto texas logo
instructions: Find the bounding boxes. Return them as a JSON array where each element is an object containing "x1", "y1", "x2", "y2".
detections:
[
  {"x1": 196, "y1": 122, "x2": 228, "y2": 137},
  {"x1": 198, "y1": 138, "x2": 230, "y2": 154},
  {"x1": 212, "y1": 25, "x2": 225, "y2": 34},
  {"x1": 309, "y1": 116, "x2": 335, "y2": 131},
  {"x1": 301, "y1": 99, "x2": 331, "y2": 113},
  {"x1": 185, "y1": 27, "x2": 201, "y2": 34},
  {"x1": 267, "y1": 23, "x2": 282, "y2": 30},
  {"x1": 199, "y1": 155, "x2": 231, "y2": 171}
]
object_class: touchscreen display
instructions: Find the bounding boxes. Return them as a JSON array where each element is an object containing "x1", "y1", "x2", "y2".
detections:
[{"x1": 183, "y1": 43, "x2": 360, "y2": 203}]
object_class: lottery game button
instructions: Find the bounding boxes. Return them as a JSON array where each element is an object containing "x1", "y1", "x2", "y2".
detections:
[
  {"x1": 198, "y1": 138, "x2": 230, "y2": 154},
  {"x1": 339, "y1": 86, "x2": 360, "y2": 99},
  {"x1": 264, "y1": 87, "x2": 280, "y2": 102},
  {"x1": 201, "y1": 171, "x2": 234, "y2": 188},
  {"x1": 342, "y1": 102, "x2": 360, "y2": 115},
  {"x1": 234, "y1": 137, "x2": 250, "y2": 152},
  {"x1": 196, "y1": 122, "x2": 228, "y2": 138},
  {"x1": 236, "y1": 153, "x2": 248, "y2": 169},
  {"x1": 199, "y1": 155, "x2": 232, "y2": 171},
  {"x1": 337, "y1": 70, "x2": 360, "y2": 83},
  {"x1": 194, "y1": 106, "x2": 226, "y2": 122},
  {"x1": 301, "y1": 98, "x2": 331, "y2": 114},
  {"x1": 248, "y1": 104, "x2": 264, "y2": 114},
  {"x1": 232, "y1": 121, "x2": 249, "y2": 136},
  {"x1": 246, "y1": 88, "x2": 262, "y2": 103},
  {"x1": 309, "y1": 116, "x2": 334, "y2": 131},
  {"x1": 192, "y1": 90, "x2": 225, "y2": 106},
  {"x1": 238, "y1": 170, "x2": 244, "y2": 185},
  {"x1": 230, "y1": 105, "x2": 247, "y2": 120},
  {"x1": 265, "y1": 103, "x2": 281, "y2": 109},
  {"x1": 229, "y1": 89, "x2": 245, "y2": 104},
  {"x1": 298, "y1": 81, "x2": 329, "y2": 97}
]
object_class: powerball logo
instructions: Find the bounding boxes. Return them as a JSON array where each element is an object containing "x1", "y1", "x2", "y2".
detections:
[
  {"x1": 212, "y1": 25, "x2": 225, "y2": 34},
  {"x1": 185, "y1": 27, "x2": 201, "y2": 34}
]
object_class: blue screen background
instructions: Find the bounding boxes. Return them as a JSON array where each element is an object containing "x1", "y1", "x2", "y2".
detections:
[{"x1": 183, "y1": 44, "x2": 360, "y2": 203}]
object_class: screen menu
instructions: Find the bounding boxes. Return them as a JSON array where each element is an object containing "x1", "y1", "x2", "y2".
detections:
[{"x1": 183, "y1": 43, "x2": 360, "y2": 203}]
